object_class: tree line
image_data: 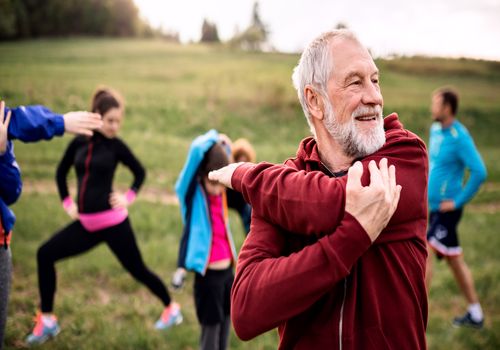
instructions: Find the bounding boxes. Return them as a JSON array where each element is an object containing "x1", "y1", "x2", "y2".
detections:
[
  {"x1": 0, "y1": 0, "x2": 157, "y2": 40},
  {"x1": 0, "y1": 0, "x2": 269, "y2": 50}
]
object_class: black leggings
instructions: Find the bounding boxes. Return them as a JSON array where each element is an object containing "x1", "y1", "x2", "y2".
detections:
[{"x1": 37, "y1": 218, "x2": 171, "y2": 312}]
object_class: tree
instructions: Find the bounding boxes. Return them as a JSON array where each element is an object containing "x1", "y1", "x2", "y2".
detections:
[
  {"x1": 229, "y1": 1, "x2": 268, "y2": 51},
  {"x1": 200, "y1": 18, "x2": 220, "y2": 43},
  {"x1": 335, "y1": 22, "x2": 348, "y2": 30},
  {"x1": 0, "y1": 0, "x2": 19, "y2": 39}
]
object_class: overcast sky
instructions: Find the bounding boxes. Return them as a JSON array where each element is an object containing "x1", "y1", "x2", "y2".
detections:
[{"x1": 134, "y1": 0, "x2": 500, "y2": 60}]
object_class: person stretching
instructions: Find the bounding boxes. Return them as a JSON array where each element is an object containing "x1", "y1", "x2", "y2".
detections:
[{"x1": 26, "y1": 87, "x2": 181, "y2": 346}]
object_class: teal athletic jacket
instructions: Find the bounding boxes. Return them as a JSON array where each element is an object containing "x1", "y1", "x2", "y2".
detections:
[
  {"x1": 175, "y1": 129, "x2": 237, "y2": 275},
  {"x1": 428, "y1": 119, "x2": 487, "y2": 212}
]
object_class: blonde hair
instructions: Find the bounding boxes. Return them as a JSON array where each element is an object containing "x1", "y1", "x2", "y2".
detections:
[{"x1": 232, "y1": 138, "x2": 256, "y2": 163}]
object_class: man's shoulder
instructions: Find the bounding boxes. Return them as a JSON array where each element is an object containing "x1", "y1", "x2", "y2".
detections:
[
  {"x1": 452, "y1": 120, "x2": 472, "y2": 138},
  {"x1": 385, "y1": 124, "x2": 427, "y2": 154},
  {"x1": 283, "y1": 136, "x2": 319, "y2": 171},
  {"x1": 284, "y1": 156, "x2": 306, "y2": 171}
]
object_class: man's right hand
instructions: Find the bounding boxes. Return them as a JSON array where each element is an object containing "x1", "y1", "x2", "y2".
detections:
[
  {"x1": 63, "y1": 111, "x2": 102, "y2": 136},
  {"x1": 345, "y1": 158, "x2": 402, "y2": 242},
  {"x1": 208, "y1": 162, "x2": 247, "y2": 189}
]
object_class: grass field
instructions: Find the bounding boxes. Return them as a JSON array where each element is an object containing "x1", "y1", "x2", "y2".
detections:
[{"x1": 1, "y1": 38, "x2": 499, "y2": 349}]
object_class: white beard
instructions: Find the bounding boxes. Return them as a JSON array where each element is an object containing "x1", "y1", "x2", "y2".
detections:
[{"x1": 324, "y1": 103, "x2": 386, "y2": 158}]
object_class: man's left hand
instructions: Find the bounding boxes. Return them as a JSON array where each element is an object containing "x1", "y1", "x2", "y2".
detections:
[
  {"x1": 63, "y1": 111, "x2": 102, "y2": 136},
  {"x1": 208, "y1": 162, "x2": 246, "y2": 189},
  {"x1": 439, "y1": 200, "x2": 455, "y2": 212}
]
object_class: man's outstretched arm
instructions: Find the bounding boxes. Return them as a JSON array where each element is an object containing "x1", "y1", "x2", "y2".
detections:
[
  {"x1": 4, "y1": 102, "x2": 101, "y2": 142},
  {"x1": 210, "y1": 135, "x2": 427, "y2": 236}
]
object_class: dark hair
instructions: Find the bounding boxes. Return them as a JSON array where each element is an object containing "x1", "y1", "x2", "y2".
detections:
[
  {"x1": 435, "y1": 88, "x2": 459, "y2": 116},
  {"x1": 199, "y1": 142, "x2": 229, "y2": 179},
  {"x1": 91, "y1": 87, "x2": 123, "y2": 115}
]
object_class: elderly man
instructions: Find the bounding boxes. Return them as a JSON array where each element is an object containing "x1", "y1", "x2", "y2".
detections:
[{"x1": 210, "y1": 30, "x2": 428, "y2": 349}]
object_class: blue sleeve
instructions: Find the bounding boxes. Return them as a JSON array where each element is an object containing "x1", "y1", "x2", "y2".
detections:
[
  {"x1": 454, "y1": 132, "x2": 487, "y2": 208},
  {"x1": 0, "y1": 141, "x2": 22, "y2": 205},
  {"x1": 6, "y1": 105, "x2": 65, "y2": 142},
  {"x1": 0, "y1": 197, "x2": 16, "y2": 233}
]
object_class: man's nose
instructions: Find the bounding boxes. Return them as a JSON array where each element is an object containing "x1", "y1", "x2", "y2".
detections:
[{"x1": 362, "y1": 81, "x2": 383, "y2": 106}]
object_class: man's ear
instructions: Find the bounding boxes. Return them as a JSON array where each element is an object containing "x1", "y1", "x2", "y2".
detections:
[{"x1": 304, "y1": 85, "x2": 324, "y2": 121}]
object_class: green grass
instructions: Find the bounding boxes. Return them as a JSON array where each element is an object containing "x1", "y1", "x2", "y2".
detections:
[
  {"x1": 1, "y1": 38, "x2": 499, "y2": 349},
  {"x1": 7, "y1": 194, "x2": 278, "y2": 350}
]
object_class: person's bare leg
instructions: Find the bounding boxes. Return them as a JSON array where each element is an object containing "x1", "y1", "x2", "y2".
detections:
[
  {"x1": 447, "y1": 254, "x2": 483, "y2": 325},
  {"x1": 446, "y1": 255, "x2": 478, "y2": 304}
]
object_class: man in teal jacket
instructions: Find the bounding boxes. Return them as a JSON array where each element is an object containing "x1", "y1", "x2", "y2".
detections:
[{"x1": 426, "y1": 87, "x2": 487, "y2": 328}]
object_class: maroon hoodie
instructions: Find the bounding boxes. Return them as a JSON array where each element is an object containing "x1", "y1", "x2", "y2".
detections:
[{"x1": 231, "y1": 113, "x2": 428, "y2": 349}]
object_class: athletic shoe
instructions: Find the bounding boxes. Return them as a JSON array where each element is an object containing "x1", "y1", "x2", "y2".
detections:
[
  {"x1": 26, "y1": 312, "x2": 60, "y2": 346},
  {"x1": 155, "y1": 302, "x2": 183, "y2": 330},
  {"x1": 452, "y1": 311, "x2": 484, "y2": 329}
]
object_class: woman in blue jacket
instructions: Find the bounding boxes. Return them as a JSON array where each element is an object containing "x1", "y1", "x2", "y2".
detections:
[
  {"x1": 173, "y1": 130, "x2": 237, "y2": 350},
  {"x1": 0, "y1": 100, "x2": 100, "y2": 349}
]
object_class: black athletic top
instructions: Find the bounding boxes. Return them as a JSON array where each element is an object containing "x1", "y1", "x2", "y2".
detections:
[{"x1": 56, "y1": 131, "x2": 145, "y2": 213}]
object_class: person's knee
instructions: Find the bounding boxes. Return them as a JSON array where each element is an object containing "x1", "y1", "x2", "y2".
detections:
[
  {"x1": 126, "y1": 263, "x2": 150, "y2": 280},
  {"x1": 37, "y1": 244, "x2": 53, "y2": 264},
  {"x1": 446, "y1": 255, "x2": 464, "y2": 269}
]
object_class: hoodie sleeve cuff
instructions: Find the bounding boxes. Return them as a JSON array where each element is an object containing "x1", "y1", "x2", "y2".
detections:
[
  {"x1": 62, "y1": 196, "x2": 73, "y2": 210},
  {"x1": 125, "y1": 189, "x2": 137, "y2": 204},
  {"x1": 54, "y1": 115, "x2": 65, "y2": 136},
  {"x1": 231, "y1": 163, "x2": 255, "y2": 192}
]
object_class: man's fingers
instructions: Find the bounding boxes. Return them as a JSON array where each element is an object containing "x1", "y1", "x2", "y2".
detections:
[
  {"x1": 208, "y1": 162, "x2": 243, "y2": 189},
  {"x1": 392, "y1": 185, "x2": 402, "y2": 213},
  {"x1": 64, "y1": 111, "x2": 103, "y2": 135},
  {"x1": 208, "y1": 169, "x2": 220, "y2": 182},
  {"x1": 4, "y1": 110, "x2": 11, "y2": 128},
  {"x1": 389, "y1": 164, "x2": 396, "y2": 191},
  {"x1": 76, "y1": 128, "x2": 93, "y2": 136},
  {"x1": 85, "y1": 113, "x2": 103, "y2": 127},
  {"x1": 347, "y1": 161, "x2": 363, "y2": 190},
  {"x1": 368, "y1": 159, "x2": 382, "y2": 186},
  {"x1": 0, "y1": 101, "x2": 5, "y2": 120},
  {"x1": 75, "y1": 113, "x2": 102, "y2": 127},
  {"x1": 379, "y1": 158, "x2": 389, "y2": 187},
  {"x1": 208, "y1": 168, "x2": 232, "y2": 188}
]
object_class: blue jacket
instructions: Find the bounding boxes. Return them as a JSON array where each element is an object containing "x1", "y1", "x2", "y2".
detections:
[
  {"x1": 1, "y1": 105, "x2": 64, "y2": 234},
  {"x1": 175, "y1": 129, "x2": 237, "y2": 275},
  {"x1": 428, "y1": 119, "x2": 487, "y2": 211}
]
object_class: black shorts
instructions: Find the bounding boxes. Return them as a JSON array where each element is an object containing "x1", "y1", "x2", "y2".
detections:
[
  {"x1": 427, "y1": 209, "x2": 463, "y2": 258},
  {"x1": 194, "y1": 267, "x2": 234, "y2": 325}
]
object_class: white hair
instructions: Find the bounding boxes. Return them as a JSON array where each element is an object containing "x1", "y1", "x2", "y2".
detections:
[{"x1": 292, "y1": 29, "x2": 359, "y2": 137}]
